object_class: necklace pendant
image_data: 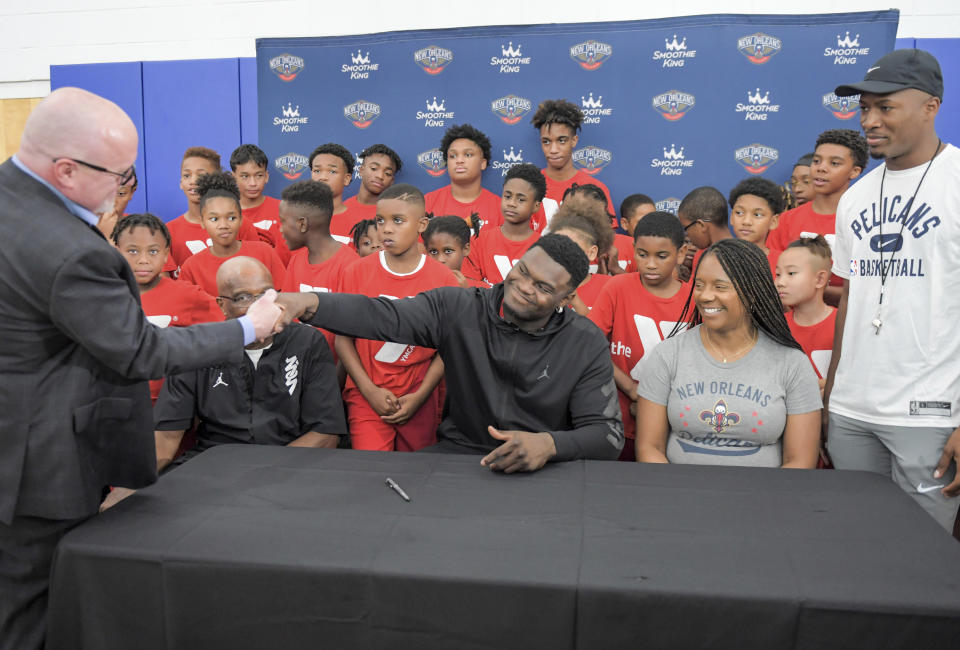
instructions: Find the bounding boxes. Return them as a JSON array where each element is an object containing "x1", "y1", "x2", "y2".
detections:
[{"x1": 872, "y1": 317, "x2": 882, "y2": 335}]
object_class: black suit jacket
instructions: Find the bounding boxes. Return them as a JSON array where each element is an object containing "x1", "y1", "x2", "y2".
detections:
[{"x1": 0, "y1": 159, "x2": 246, "y2": 523}]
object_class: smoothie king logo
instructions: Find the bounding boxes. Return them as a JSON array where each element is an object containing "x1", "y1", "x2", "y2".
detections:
[
  {"x1": 736, "y1": 32, "x2": 782, "y2": 64},
  {"x1": 491, "y1": 42, "x2": 531, "y2": 73},
  {"x1": 492, "y1": 147, "x2": 524, "y2": 176},
  {"x1": 822, "y1": 92, "x2": 859, "y2": 119},
  {"x1": 274, "y1": 153, "x2": 308, "y2": 180},
  {"x1": 570, "y1": 40, "x2": 612, "y2": 70},
  {"x1": 417, "y1": 97, "x2": 454, "y2": 127},
  {"x1": 825, "y1": 31, "x2": 870, "y2": 65},
  {"x1": 581, "y1": 92, "x2": 612, "y2": 124},
  {"x1": 651, "y1": 144, "x2": 694, "y2": 176},
  {"x1": 572, "y1": 146, "x2": 612, "y2": 175},
  {"x1": 343, "y1": 100, "x2": 381, "y2": 129},
  {"x1": 735, "y1": 144, "x2": 779, "y2": 174},
  {"x1": 417, "y1": 149, "x2": 447, "y2": 177},
  {"x1": 491, "y1": 95, "x2": 533, "y2": 125},
  {"x1": 269, "y1": 54, "x2": 304, "y2": 81},
  {"x1": 652, "y1": 90, "x2": 695, "y2": 121},
  {"x1": 652, "y1": 34, "x2": 697, "y2": 67},
  {"x1": 735, "y1": 88, "x2": 780, "y2": 121},
  {"x1": 273, "y1": 103, "x2": 309, "y2": 133},
  {"x1": 414, "y1": 46, "x2": 454, "y2": 75},
  {"x1": 342, "y1": 49, "x2": 379, "y2": 79}
]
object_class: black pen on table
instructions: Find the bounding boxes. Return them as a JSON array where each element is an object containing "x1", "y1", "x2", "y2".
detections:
[{"x1": 385, "y1": 477, "x2": 410, "y2": 502}]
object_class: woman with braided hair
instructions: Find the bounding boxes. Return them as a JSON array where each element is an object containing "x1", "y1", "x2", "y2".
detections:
[{"x1": 634, "y1": 238, "x2": 821, "y2": 468}]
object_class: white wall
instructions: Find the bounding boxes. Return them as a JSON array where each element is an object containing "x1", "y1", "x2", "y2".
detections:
[{"x1": 2, "y1": 1, "x2": 958, "y2": 99}]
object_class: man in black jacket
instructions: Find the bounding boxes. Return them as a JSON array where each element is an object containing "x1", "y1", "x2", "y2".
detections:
[{"x1": 277, "y1": 233, "x2": 624, "y2": 472}]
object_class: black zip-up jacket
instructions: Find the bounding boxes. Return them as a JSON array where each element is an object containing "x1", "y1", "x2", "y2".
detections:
[{"x1": 306, "y1": 284, "x2": 623, "y2": 461}]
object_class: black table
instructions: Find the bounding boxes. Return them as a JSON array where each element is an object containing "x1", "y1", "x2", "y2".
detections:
[{"x1": 47, "y1": 445, "x2": 960, "y2": 649}]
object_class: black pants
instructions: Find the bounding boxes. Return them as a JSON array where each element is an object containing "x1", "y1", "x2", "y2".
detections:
[{"x1": 0, "y1": 515, "x2": 83, "y2": 650}]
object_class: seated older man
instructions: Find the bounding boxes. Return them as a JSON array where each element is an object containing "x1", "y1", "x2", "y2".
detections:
[{"x1": 154, "y1": 256, "x2": 346, "y2": 469}]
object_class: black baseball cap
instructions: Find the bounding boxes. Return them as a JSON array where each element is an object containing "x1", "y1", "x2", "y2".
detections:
[{"x1": 835, "y1": 49, "x2": 943, "y2": 99}]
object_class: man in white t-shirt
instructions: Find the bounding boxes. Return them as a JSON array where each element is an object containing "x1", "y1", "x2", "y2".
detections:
[{"x1": 824, "y1": 49, "x2": 960, "y2": 532}]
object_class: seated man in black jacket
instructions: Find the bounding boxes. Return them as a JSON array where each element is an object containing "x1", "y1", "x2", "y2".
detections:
[
  {"x1": 276, "y1": 233, "x2": 624, "y2": 472},
  {"x1": 154, "y1": 256, "x2": 347, "y2": 470}
]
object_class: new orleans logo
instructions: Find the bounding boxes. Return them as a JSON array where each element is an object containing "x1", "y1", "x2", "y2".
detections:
[
  {"x1": 274, "y1": 153, "x2": 309, "y2": 180},
  {"x1": 735, "y1": 143, "x2": 779, "y2": 174},
  {"x1": 700, "y1": 399, "x2": 740, "y2": 435},
  {"x1": 572, "y1": 146, "x2": 612, "y2": 175},
  {"x1": 655, "y1": 197, "x2": 681, "y2": 215},
  {"x1": 569, "y1": 40, "x2": 613, "y2": 70},
  {"x1": 652, "y1": 90, "x2": 695, "y2": 121},
  {"x1": 417, "y1": 148, "x2": 447, "y2": 177},
  {"x1": 414, "y1": 46, "x2": 454, "y2": 75},
  {"x1": 343, "y1": 100, "x2": 381, "y2": 129},
  {"x1": 822, "y1": 92, "x2": 859, "y2": 119},
  {"x1": 269, "y1": 54, "x2": 305, "y2": 81},
  {"x1": 491, "y1": 94, "x2": 533, "y2": 125},
  {"x1": 736, "y1": 32, "x2": 782, "y2": 65}
]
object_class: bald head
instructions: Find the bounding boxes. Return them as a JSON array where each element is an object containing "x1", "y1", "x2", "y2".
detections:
[
  {"x1": 18, "y1": 87, "x2": 138, "y2": 212},
  {"x1": 216, "y1": 257, "x2": 273, "y2": 296}
]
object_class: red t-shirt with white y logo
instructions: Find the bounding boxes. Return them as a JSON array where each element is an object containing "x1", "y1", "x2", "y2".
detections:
[
  {"x1": 424, "y1": 185, "x2": 503, "y2": 231},
  {"x1": 462, "y1": 227, "x2": 539, "y2": 285},
  {"x1": 339, "y1": 251, "x2": 458, "y2": 394},
  {"x1": 282, "y1": 244, "x2": 360, "y2": 354},
  {"x1": 589, "y1": 273, "x2": 690, "y2": 438},
  {"x1": 140, "y1": 276, "x2": 224, "y2": 402},
  {"x1": 166, "y1": 214, "x2": 261, "y2": 271}
]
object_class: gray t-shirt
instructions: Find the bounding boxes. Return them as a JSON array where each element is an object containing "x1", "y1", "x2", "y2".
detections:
[{"x1": 636, "y1": 326, "x2": 822, "y2": 467}]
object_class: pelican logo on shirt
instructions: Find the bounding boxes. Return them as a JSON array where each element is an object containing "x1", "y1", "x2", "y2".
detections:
[
  {"x1": 284, "y1": 356, "x2": 299, "y2": 395},
  {"x1": 700, "y1": 399, "x2": 740, "y2": 434}
]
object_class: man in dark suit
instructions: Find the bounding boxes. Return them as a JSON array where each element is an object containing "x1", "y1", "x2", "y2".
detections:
[{"x1": 0, "y1": 87, "x2": 283, "y2": 649}]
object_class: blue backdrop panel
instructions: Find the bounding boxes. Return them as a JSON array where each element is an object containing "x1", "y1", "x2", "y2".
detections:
[
  {"x1": 142, "y1": 58, "x2": 242, "y2": 221},
  {"x1": 256, "y1": 11, "x2": 898, "y2": 217},
  {"x1": 49, "y1": 62, "x2": 147, "y2": 215},
  {"x1": 916, "y1": 39, "x2": 960, "y2": 148},
  {"x1": 239, "y1": 57, "x2": 259, "y2": 146}
]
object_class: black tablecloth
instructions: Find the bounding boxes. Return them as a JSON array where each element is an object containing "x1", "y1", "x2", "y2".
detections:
[{"x1": 47, "y1": 445, "x2": 960, "y2": 649}]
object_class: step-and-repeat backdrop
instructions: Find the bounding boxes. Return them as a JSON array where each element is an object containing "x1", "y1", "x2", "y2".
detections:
[{"x1": 257, "y1": 11, "x2": 897, "y2": 216}]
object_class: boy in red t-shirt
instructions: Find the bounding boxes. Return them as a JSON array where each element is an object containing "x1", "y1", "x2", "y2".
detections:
[
  {"x1": 529, "y1": 99, "x2": 613, "y2": 233},
  {"x1": 344, "y1": 144, "x2": 402, "y2": 220},
  {"x1": 165, "y1": 147, "x2": 260, "y2": 273},
  {"x1": 424, "y1": 124, "x2": 502, "y2": 231},
  {"x1": 770, "y1": 130, "x2": 867, "y2": 306},
  {"x1": 230, "y1": 144, "x2": 290, "y2": 264},
  {"x1": 423, "y1": 216, "x2": 485, "y2": 288},
  {"x1": 279, "y1": 180, "x2": 359, "y2": 355},
  {"x1": 309, "y1": 143, "x2": 358, "y2": 245},
  {"x1": 337, "y1": 184, "x2": 458, "y2": 452},
  {"x1": 588, "y1": 212, "x2": 689, "y2": 461},
  {"x1": 463, "y1": 163, "x2": 544, "y2": 285},
  {"x1": 728, "y1": 177, "x2": 784, "y2": 277},
  {"x1": 677, "y1": 186, "x2": 732, "y2": 277},
  {"x1": 112, "y1": 213, "x2": 223, "y2": 403},
  {"x1": 178, "y1": 172, "x2": 286, "y2": 296},
  {"x1": 547, "y1": 195, "x2": 614, "y2": 313},
  {"x1": 775, "y1": 236, "x2": 836, "y2": 384}
]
